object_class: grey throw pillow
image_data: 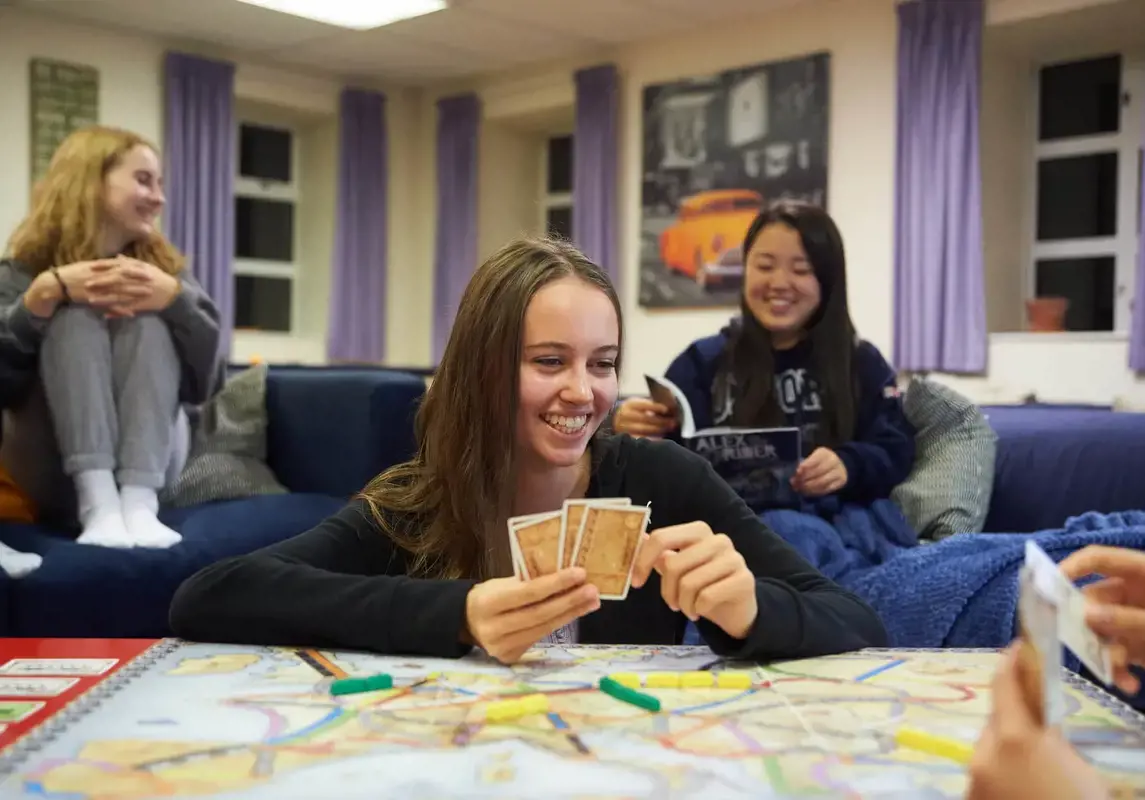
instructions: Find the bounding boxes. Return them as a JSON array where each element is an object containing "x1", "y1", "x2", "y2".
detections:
[
  {"x1": 160, "y1": 363, "x2": 287, "y2": 508},
  {"x1": 891, "y1": 377, "x2": 997, "y2": 540}
]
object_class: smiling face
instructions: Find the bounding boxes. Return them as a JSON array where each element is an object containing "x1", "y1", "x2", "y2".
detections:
[
  {"x1": 102, "y1": 144, "x2": 165, "y2": 246},
  {"x1": 516, "y1": 275, "x2": 621, "y2": 469},
  {"x1": 742, "y1": 222, "x2": 822, "y2": 349}
]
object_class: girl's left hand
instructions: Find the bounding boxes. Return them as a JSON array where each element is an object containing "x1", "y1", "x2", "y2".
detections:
[
  {"x1": 630, "y1": 522, "x2": 757, "y2": 640},
  {"x1": 85, "y1": 257, "x2": 180, "y2": 316},
  {"x1": 792, "y1": 447, "x2": 848, "y2": 497}
]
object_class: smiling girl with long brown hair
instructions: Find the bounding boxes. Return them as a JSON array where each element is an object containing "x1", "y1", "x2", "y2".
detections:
[{"x1": 171, "y1": 235, "x2": 885, "y2": 664}]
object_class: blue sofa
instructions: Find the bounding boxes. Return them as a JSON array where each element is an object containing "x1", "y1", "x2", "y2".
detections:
[{"x1": 0, "y1": 366, "x2": 425, "y2": 638}]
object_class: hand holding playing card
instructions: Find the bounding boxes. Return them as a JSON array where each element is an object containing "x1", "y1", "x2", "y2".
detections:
[
  {"x1": 463, "y1": 567, "x2": 599, "y2": 664},
  {"x1": 791, "y1": 448, "x2": 847, "y2": 497},
  {"x1": 966, "y1": 641, "x2": 1109, "y2": 800},
  {"x1": 630, "y1": 521, "x2": 757, "y2": 640},
  {"x1": 1059, "y1": 545, "x2": 1145, "y2": 695}
]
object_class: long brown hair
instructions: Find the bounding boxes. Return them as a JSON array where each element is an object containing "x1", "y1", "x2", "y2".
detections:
[
  {"x1": 716, "y1": 201, "x2": 858, "y2": 448},
  {"x1": 6, "y1": 125, "x2": 185, "y2": 276},
  {"x1": 360, "y1": 235, "x2": 623, "y2": 580}
]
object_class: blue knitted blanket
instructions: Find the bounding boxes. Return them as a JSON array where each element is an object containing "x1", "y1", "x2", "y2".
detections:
[{"x1": 760, "y1": 503, "x2": 1145, "y2": 655}]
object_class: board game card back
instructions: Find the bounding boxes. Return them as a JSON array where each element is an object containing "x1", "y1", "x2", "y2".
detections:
[{"x1": 570, "y1": 505, "x2": 650, "y2": 599}]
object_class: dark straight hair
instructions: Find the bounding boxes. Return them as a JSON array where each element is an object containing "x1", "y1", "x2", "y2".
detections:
[{"x1": 715, "y1": 201, "x2": 858, "y2": 448}]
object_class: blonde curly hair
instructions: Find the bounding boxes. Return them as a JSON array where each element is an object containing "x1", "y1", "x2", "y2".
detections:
[{"x1": 6, "y1": 125, "x2": 185, "y2": 276}]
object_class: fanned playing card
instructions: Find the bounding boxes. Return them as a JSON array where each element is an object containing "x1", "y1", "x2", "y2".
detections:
[
  {"x1": 570, "y1": 504, "x2": 650, "y2": 600},
  {"x1": 509, "y1": 511, "x2": 562, "y2": 579},
  {"x1": 560, "y1": 498, "x2": 631, "y2": 569}
]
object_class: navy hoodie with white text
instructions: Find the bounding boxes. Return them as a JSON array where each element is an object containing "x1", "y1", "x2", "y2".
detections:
[{"x1": 662, "y1": 322, "x2": 916, "y2": 506}]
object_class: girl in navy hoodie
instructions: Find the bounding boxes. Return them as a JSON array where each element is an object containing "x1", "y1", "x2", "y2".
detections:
[{"x1": 614, "y1": 201, "x2": 915, "y2": 507}]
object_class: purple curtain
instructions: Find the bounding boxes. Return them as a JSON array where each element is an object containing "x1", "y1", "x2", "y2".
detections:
[
  {"x1": 893, "y1": 0, "x2": 987, "y2": 373},
  {"x1": 433, "y1": 93, "x2": 480, "y2": 362},
  {"x1": 327, "y1": 88, "x2": 388, "y2": 363},
  {"x1": 573, "y1": 64, "x2": 619, "y2": 287},
  {"x1": 163, "y1": 51, "x2": 236, "y2": 356},
  {"x1": 1130, "y1": 111, "x2": 1145, "y2": 369}
]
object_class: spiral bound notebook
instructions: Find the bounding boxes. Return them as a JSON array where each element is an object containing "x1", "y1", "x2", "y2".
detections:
[{"x1": 0, "y1": 642, "x2": 1142, "y2": 798}]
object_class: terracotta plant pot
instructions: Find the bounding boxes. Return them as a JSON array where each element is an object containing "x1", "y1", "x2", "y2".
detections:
[{"x1": 1025, "y1": 297, "x2": 1068, "y2": 332}]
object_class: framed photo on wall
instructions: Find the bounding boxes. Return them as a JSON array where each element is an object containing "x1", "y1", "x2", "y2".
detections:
[{"x1": 639, "y1": 52, "x2": 830, "y2": 309}]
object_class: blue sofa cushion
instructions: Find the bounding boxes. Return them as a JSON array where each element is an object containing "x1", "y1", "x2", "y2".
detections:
[
  {"x1": 263, "y1": 367, "x2": 424, "y2": 498},
  {"x1": 0, "y1": 492, "x2": 346, "y2": 638}
]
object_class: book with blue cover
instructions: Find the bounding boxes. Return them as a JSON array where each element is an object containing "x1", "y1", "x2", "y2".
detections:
[{"x1": 645, "y1": 374, "x2": 802, "y2": 509}]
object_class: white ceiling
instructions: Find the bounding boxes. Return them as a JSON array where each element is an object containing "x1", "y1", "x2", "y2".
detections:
[{"x1": 9, "y1": 0, "x2": 806, "y2": 85}]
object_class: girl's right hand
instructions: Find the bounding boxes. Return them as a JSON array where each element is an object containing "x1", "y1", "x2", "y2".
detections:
[
  {"x1": 613, "y1": 397, "x2": 678, "y2": 438},
  {"x1": 463, "y1": 567, "x2": 600, "y2": 664},
  {"x1": 24, "y1": 259, "x2": 126, "y2": 318}
]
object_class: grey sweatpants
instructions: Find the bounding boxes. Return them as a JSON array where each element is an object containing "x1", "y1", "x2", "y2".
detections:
[{"x1": 0, "y1": 306, "x2": 190, "y2": 527}]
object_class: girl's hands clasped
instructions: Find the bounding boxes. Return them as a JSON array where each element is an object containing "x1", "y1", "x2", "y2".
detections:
[
  {"x1": 464, "y1": 567, "x2": 599, "y2": 664},
  {"x1": 631, "y1": 522, "x2": 757, "y2": 640}
]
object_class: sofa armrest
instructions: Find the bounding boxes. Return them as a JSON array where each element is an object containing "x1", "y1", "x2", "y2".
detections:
[{"x1": 263, "y1": 366, "x2": 425, "y2": 498}]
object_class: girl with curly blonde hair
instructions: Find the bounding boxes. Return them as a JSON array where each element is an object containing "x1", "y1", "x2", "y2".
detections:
[{"x1": 0, "y1": 125, "x2": 223, "y2": 570}]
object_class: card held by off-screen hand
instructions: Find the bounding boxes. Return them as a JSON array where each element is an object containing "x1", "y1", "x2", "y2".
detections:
[
  {"x1": 1024, "y1": 541, "x2": 1114, "y2": 687},
  {"x1": 1018, "y1": 563, "x2": 1065, "y2": 727}
]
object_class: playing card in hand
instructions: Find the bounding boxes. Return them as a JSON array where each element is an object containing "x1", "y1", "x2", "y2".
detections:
[
  {"x1": 569, "y1": 504, "x2": 650, "y2": 600},
  {"x1": 1018, "y1": 562, "x2": 1065, "y2": 727},
  {"x1": 560, "y1": 498, "x2": 631, "y2": 569},
  {"x1": 508, "y1": 512, "x2": 562, "y2": 579}
]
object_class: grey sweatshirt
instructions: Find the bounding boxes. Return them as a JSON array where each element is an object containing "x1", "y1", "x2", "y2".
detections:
[{"x1": 0, "y1": 258, "x2": 226, "y2": 410}]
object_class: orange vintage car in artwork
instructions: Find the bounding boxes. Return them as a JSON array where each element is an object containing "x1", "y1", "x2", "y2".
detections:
[{"x1": 658, "y1": 188, "x2": 763, "y2": 289}]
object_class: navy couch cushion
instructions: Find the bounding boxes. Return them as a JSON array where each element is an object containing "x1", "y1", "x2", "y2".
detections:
[
  {"x1": 263, "y1": 367, "x2": 424, "y2": 498},
  {"x1": 0, "y1": 492, "x2": 345, "y2": 638}
]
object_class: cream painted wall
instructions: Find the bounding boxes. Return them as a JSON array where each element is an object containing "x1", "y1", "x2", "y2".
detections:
[
  {"x1": 980, "y1": 36, "x2": 1031, "y2": 335},
  {"x1": 0, "y1": 7, "x2": 423, "y2": 368},
  {"x1": 426, "y1": 0, "x2": 899, "y2": 397},
  {"x1": 417, "y1": 0, "x2": 1145, "y2": 405}
]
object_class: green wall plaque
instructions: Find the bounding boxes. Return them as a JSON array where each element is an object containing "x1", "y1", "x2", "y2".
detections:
[{"x1": 29, "y1": 57, "x2": 99, "y2": 186}]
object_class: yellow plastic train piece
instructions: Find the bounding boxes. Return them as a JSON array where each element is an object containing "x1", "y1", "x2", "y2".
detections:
[
  {"x1": 484, "y1": 693, "x2": 550, "y2": 722},
  {"x1": 603, "y1": 671, "x2": 755, "y2": 690},
  {"x1": 714, "y1": 671, "x2": 753, "y2": 689},
  {"x1": 607, "y1": 672, "x2": 641, "y2": 688},
  {"x1": 644, "y1": 672, "x2": 681, "y2": 688}
]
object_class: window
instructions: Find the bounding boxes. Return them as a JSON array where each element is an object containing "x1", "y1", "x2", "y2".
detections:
[
  {"x1": 233, "y1": 121, "x2": 297, "y2": 334},
  {"x1": 1029, "y1": 54, "x2": 1143, "y2": 332},
  {"x1": 541, "y1": 135, "x2": 573, "y2": 240}
]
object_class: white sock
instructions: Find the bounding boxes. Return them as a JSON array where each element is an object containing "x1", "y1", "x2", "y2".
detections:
[
  {"x1": 74, "y1": 470, "x2": 133, "y2": 548},
  {"x1": 120, "y1": 485, "x2": 181, "y2": 549},
  {"x1": 0, "y1": 543, "x2": 42, "y2": 578}
]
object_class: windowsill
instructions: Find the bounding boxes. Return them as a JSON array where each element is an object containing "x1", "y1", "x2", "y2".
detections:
[
  {"x1": 989, "y1": 331, "x2": 1122, "y2": 343},
  {"x1": 989, "y1": 331, "x2": 1128, "y2": 344}
]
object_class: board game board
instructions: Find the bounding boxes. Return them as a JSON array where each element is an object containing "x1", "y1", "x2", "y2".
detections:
[{"x1": 0, "y1": 641, "x2": 1142, "y2": 798}]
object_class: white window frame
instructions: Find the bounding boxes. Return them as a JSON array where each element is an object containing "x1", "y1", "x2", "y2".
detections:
[
  {"x1": 1027, "y1": 56, "x2": 1144, "y2": 334},
  {"x1": 233, "y1": 118, "x2": 300, "y2": 335},
  {"x1": 539, "y1": 134, "x2": 573, "y2": 236}
]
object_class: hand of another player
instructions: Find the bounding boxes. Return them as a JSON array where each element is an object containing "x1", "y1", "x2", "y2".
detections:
[
  {"x1": 612, "y1": 398, "x2": 678, "y2": 438},
  {"x1": 83, "y1": 257, "x2": 181, "y2": 317},
  {"x1": 791, "y1": 448, "x2": 847, "y2": 497},
  {"x1": 1060, "y1": 545, "x2": 1145, "y2": 694},
  {"x1": 967, "y1": 641, "x2": 1109, "y2": 800},
  {"x1": 463, "y1": 567, "x2": 600, "y2": 664},
  {"x1": 630, "y1": 521, "x2": 757, "y2": 640}
]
